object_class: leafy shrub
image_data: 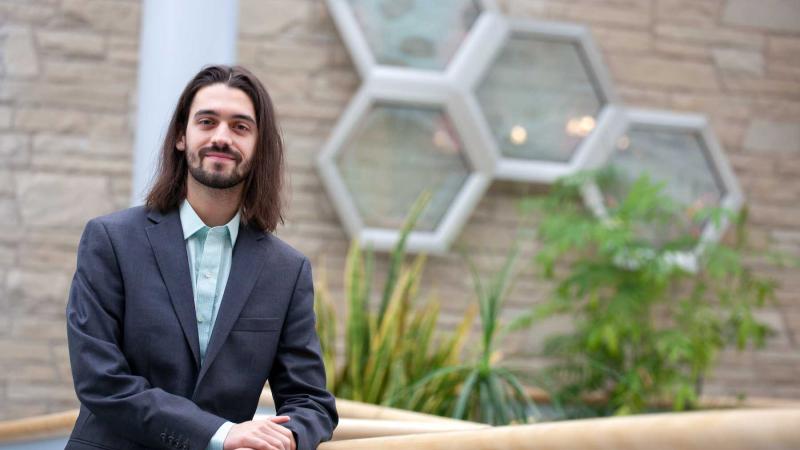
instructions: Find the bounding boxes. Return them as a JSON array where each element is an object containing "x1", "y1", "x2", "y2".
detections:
[
  {"x1": 522, "y1": 172, "x2": 777, "y2": 416},
  {"x1": 315, "y1": 194, "x2": 537, "y2": 424}
]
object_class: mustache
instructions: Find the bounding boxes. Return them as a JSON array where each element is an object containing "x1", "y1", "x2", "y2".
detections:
[{"x1": 199, "y1": 145, "x2": 241, "y2": 162}]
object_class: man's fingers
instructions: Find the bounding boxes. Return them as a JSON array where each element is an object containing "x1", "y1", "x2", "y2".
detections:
[
  {"x1": 259, "y1": 424, "x2": 291, "y2": 450},
  {"x1": 256, "y1": 433, "x2": 283, "y2": 450},
  {"x1": 257, "y1": 419, "x2": 293, "y2": 450},
  {"x1": 242, "y1": 435, "x2": 277, "y2": 450},
  {"x1": 225, "y1": 420, "x2": 293, "y2": 450},
  {"x1": 226, "y1": 418, "x2": 291, "y2": 450},
  {"x1": 263, "y1": 419, "x2": 293, "y2": 440},
  {"x1": 244, "y1": 431, "x2": 286, "y2": 450}
]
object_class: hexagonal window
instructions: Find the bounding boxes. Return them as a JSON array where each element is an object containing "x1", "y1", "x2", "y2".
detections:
[
  {"x1": 581, "y1": 109, "x2": 744, "y2": 266},
  {"x1": 335, "y1": 103, "x2": 471, "y2": 231},
  {"x1": 343, "y1": 0, "x2": 483, "y2": 70},
  {"x1": 477, "y1": 33, "x2": 605, "y2": 163},
  {"x1": 604, "y1": 127, "x2": 726, "y2": 244}
]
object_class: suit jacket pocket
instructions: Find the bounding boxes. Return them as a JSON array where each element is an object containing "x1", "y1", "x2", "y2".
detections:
[{"x1": 232, "y1": 317, "x2": 282, "y2": 332}]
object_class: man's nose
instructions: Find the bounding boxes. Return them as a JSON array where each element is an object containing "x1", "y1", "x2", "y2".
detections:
[{"x1": 211, "y1": 123, "x2": 233, "y2": 147}]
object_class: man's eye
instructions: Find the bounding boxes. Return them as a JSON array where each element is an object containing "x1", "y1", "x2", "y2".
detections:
[
  {"x1": 236, "y1": 124, "x2": 250, "y2": 132},
  {"x1": 198, "y1": 118, "x2": 214, "y2": 125}
]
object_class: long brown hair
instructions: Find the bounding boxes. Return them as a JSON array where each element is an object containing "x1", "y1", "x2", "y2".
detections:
[{"x1": 145, "y1": 64, "x2": 285, "y2": 232}]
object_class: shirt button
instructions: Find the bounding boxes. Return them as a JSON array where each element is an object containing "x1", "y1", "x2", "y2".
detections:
[
  {"x1": 204, "y1": 272, "x2": 213, "y2": 279},
  {"x1": 197, "y1": 314, "x2": 204, "y2": 323}
]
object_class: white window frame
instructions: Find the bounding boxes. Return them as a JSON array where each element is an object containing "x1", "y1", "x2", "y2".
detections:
[
  {"x1": 316, "y1": 75, "x2": 493, "y2": 254},
  {"x1": 319, "y1": 3, "x2": 745, "y2": 260},
  {"x1": 580, "y1": 108, "x2": 745, "y2": 272},
  {"x1": 457, "y1": 17, "x2": 622, "y2": 183},
  {"x1": 325, "y1": 0, "x2": 500, "y2": 78}
]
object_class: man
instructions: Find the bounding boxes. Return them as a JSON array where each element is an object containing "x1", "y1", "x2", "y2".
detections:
[{"x1": 66, "y1": 65, "x2": 337, "y2": 450}]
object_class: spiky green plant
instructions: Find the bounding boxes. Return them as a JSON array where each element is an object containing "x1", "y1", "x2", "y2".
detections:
[
  {"x1": 314, "y1": 193, "x2": 474, "y2": 415},
  {"x1": 403, "y1": 243, "x2": 539, "y2": 425}
]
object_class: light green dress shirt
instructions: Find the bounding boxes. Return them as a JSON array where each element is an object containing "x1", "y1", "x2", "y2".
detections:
[{"x1": 179, "y1": 200, "x2": 238, "y2": 450}]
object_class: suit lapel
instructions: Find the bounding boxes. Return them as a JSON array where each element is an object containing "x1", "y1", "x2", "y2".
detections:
[
  {"x1": 196, "y1": 224, "x2": 267, "y2": 385},
  {"x1": 145, "y1": 209, "x2": 201, "y2": 369}
]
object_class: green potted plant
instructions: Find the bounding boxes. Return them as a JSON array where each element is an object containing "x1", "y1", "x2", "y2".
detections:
[
  {"x1": 520, "y1": 172, "x2": 780, "y2": 417},
  {"x1": 313, "y1": 193, "x2": 474, "y2": 416},
  {"x1": 404, "y1": 242, "x2": 540, "y2": 425},
  {"x1": 315, "y1": 193, "x2": 538, "y2": 424}
]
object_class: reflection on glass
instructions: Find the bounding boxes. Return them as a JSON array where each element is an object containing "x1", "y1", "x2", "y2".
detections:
[
  {"x1": 605, "y1": 127, "x2": 726, "y2": 245},
  {"x1": 510, "y1": 125, "x2": 527, "y2": 145},
  {"x1": 347, "y1": 0, "x2": 481, "y2": 70},
  {"x1": 565, "y1": 116, "x2": 596, "y2": 138},
  {"x1": 477, "y1": 34, "x2": 603, "y2": 162},
  {"x1": 336, "y1": 104, "x2": 471, "y2": 231},
  {"x1": 616, "y1": 134, "x2": 630, "y2": 151}
]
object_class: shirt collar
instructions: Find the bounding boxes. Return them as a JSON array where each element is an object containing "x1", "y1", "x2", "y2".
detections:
[{"x1": 179, "y1": 199, "x2": 240, "y2": 245}]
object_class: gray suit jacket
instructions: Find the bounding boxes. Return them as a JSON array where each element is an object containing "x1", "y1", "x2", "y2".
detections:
[{"x1": 66, "y1": 206, "x2": 337, "y2": 450}]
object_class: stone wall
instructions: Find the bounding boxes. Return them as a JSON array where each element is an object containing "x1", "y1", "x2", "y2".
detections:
[
  {"x1": 0, "y1": 0, "x2": 798, "y2": 420},
  {"x1": 0, "y1": 0, "x2": 140, "y2": 419}
]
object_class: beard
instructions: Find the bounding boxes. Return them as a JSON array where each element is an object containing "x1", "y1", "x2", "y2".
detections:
[{"x1": 186, "y1": 145, "x2": 251, "y2": 189}]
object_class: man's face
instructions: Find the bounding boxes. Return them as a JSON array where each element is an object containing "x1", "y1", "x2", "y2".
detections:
[{"x1": 177, "y1": 83, "x2": 258, "y2": 190}]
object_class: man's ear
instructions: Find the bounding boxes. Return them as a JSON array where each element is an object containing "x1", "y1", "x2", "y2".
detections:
[{"x1": 176, "y1": 135, "x2": 186, "y2": 151}]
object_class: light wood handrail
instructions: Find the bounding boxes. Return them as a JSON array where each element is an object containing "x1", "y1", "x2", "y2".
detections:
[
  {"x1": 523, "y1": 386, "x2": 800, "y2": 409},
  {"x1": 252, "y1": 416, "x2": 488, "y2": 441},
  {"x1": 318, "y1": 408, "x2": 800, "y2": 450},
  {"x1": 260, "y1": 389, "x2": 482, "y2": 426},
  {"x1": 0, "y1": 410, "x2": 78, "y2": 442},
  {"x1": 3, "y1": 391, "x2": 800, "y2": 446}
]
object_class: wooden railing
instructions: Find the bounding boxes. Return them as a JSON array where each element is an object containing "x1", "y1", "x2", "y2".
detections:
[
  {"x1": 2, "y1": 390, "x2": 800, "y2": 449},
  {"x1": 259, "y1": 389, "x2": 484, "y2": 426},
  {"x1": 0, "y1": 410, "x2": 78, "y2": 442},
  {"x1": 318, "y1": 408, "x2": 800, "y2": 450}
]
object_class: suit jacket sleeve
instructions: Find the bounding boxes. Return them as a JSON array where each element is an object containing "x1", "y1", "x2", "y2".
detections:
[
  {"x1": 67, "y1": 219, "x2": 226, "y2": 450},
  {"x1": 269, "y1": 257, "x2": 338, "y2": 450}
]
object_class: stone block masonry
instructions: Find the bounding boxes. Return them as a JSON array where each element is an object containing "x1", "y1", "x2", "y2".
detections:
[
  {"x1": 0, "y1": 0, "x2": 798, "y2": 420},
  {"x1": 0, "y1": 0, "x2": 139, "y2": 420}
]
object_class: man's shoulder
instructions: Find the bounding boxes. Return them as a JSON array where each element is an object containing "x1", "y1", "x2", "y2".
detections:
[
  {"x1": 87, "y1": 205, "x2": 154, "y2": 230},
  {"x1": 259, "y1": 232, "x2": 308, "y2": 265}
]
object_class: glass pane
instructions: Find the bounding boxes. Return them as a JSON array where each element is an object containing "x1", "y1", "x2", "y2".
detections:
[
  {"x1": 347, "y1": 0, "x2": 481, "y2": 70},
  {"x1": 336, "y1": 104, "x2": 471, "y2": 231},
  {"x1": 605, "y1": 127, "x2": 726, "y2": 243},
  {"x1": 477, "y1": 35, "x2": 603, "y2": 162}
]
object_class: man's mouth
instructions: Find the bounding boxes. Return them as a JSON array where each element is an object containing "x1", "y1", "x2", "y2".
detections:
[
  {"x1": 206, "y1": 153, "x2": 234, "y2": 160},
  {"x1": 202, "y1": 151, "x2": 238, "y2": 162}
]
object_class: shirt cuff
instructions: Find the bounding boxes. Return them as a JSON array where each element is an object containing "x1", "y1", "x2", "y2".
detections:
[{"x1": 206, "y1": 421, "x2": 234, "y2": 450}]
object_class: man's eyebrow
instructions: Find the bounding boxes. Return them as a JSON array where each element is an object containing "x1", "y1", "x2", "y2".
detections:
[{"x1": 194, "y1": 109, "x2": 256, "y2": 124}]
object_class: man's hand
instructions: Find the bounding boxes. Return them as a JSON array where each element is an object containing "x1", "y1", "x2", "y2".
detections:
[{"x1": 224, "y1": 416, "x2": 296, "y2": 450}]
